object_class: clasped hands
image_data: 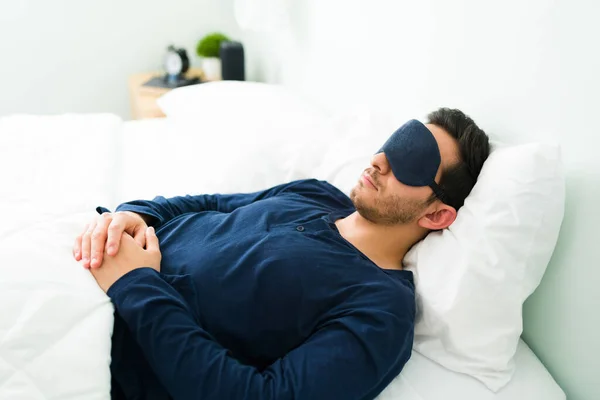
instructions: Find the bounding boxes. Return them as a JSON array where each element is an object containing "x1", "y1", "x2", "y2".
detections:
[{"x1": 73, "y1": 211, "x2": 162, "y2": 293}]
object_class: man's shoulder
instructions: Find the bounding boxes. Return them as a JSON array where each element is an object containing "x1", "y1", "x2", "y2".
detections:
[{"x1": 282, "y1": 178, "x2": 336, "y2": 189}]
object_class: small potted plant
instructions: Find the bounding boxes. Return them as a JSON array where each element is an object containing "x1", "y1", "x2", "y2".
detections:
[{"x1": 196, "y1": 32, "x2": 230, "y2": 81}]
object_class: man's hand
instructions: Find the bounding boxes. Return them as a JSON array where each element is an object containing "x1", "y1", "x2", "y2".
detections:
[
  {"x1": 90, "y1": 227, "x2": 161, "y2": 293},
  {"x1": 73, "y1": 211, "x2": 149, "y2": 269}
]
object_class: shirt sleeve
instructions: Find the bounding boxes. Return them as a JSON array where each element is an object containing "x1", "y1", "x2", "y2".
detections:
[
  {"x1": 99, "y1": 179, "x2": 321, "y2": 229},
  {"x1": 108, "y1": 268, "x2": 414, "y2": 400}
]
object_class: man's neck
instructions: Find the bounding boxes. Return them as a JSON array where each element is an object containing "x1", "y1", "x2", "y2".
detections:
[{"x1": 334, "y1": 211, "x2": 423, "y2": 271}]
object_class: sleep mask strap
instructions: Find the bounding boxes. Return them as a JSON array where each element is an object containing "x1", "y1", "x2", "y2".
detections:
[{"x1": 429, "y1": 181, "x2": 450, "y2": 205}]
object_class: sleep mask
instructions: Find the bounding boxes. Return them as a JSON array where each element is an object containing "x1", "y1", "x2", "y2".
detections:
[{"x1": 377, "y1": 119, "x2": 450, "y2": 204}]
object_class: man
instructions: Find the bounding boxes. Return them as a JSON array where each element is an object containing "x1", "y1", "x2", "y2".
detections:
[{"x1": 73, "y1": 108, "x2": 490, "y2": 400}]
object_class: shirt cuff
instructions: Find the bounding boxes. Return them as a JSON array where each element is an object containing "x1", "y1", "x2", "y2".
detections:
[{"x1": 107, "y1": 267, "x2": 158, "y2": 300}]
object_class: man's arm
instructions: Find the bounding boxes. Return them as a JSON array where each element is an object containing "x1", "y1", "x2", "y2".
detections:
[
  {"x1": 107, "y1": 179, "x2": 316, "y2": 229},
  {"x1": 108, "y1": 268, "x2": 414, "y2": 400}
]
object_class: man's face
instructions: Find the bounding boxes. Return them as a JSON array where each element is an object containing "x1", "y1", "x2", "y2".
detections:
[{"x1": 350, "y1": 124, "x2": 459, "y2": 226}]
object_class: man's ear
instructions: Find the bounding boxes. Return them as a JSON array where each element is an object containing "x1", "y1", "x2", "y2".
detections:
[{"x1": 417, "y1": 204, "x2": 457, "y2": 231}]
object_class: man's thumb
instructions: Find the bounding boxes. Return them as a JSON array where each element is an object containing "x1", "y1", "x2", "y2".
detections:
[{"x1": 145, "y1": 226, "x2": 159, "y2": 251}]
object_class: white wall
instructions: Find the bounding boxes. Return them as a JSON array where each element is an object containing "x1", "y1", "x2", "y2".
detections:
[
  {"x1": 0, "y1": 0, "x2": 239, "y2": 119},
  {"x1": 239, "y1": 1, "x2": 600, "y2": 399}
]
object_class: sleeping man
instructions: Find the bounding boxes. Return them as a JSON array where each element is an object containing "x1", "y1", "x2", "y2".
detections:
[{"x1": 73, "y1": 108, "x2": 490, "y2": 400}]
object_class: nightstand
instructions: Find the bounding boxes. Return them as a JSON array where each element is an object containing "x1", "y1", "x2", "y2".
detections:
[{"x1": 128, "y1": 68, "x2": 205, "y2": 120}]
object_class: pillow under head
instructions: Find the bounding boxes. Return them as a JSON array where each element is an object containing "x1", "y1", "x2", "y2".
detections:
[{"x1": 403, "y1": 142, "x2": 565, "y2": 391}]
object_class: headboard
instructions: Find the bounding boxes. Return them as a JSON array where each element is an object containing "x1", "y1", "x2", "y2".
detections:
[{"x1": 236, "y1": 1, "x2": 600, "y2": 398}]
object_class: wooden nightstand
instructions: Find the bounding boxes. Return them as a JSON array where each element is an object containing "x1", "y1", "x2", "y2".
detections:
[{"x1": 128, "y1": 68, "x2": 205, "y2": 120}]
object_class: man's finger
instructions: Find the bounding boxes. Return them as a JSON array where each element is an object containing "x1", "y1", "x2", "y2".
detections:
[
  {"x1": 81, "y1": 221, "x2": 97, "y2": 269},
  {"x1": 133, "y1": 228, "x2": 147, "y2": 249},
  {"x1": 73, "y1": 225, "x2": 86, "y2": 261},
  {"x1": 106, "y1": 219, "x2": 125, "y2": 256},
  {"x1": 90, "y1": 214, "x2": 112, "y2": 268},
  {"x1": 144, "y1": 226, "x2": 160, "y2": 253}
]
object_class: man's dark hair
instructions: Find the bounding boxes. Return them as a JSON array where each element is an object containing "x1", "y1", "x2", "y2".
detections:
[{"x1": 427, "y1": 108, "x2": 491, "y2": 210}]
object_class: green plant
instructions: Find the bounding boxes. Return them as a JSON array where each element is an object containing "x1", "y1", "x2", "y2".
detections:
[{"x1": 196, "y1": 32, "x2": 230, "y2": 58}]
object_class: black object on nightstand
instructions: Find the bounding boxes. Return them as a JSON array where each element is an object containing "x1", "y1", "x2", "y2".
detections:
[
  {"x1": 142, "y1": 75, "x2": 201, "y2": 89},
  {"x1": 220, "y1": 41, "x2": 245, "y2": 81}
]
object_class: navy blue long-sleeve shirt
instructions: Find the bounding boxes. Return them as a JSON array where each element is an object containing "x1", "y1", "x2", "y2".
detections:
[{"x1": 97, "y1": 179, "x2": 415, "y2": 400}]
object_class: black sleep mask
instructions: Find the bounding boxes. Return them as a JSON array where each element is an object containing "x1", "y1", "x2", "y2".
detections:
[{"x1": 377, "y1": 119, "x2": 449, "y2": 204}]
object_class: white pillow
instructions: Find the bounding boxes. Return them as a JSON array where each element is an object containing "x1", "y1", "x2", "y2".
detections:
[
  {"x1": 156, "y1": 80, "x2": 327, "y2": 121},
  {"x1": 118, "y1": 82, "x2": 331, "y2": 204},
  {"x1": 404, "y1": 142, "x2": 565, "y2": 391},
  {"x1": 118, "y1": 118, "x2": 328, "y2": 202},
  {"x1": 313, "y1": 111, "x2": 565, "y2": 392}
]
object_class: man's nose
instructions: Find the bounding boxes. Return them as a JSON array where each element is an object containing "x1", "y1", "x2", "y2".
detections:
[{"x1": 370, "y1": 152, "x2": 391, "y2": 175}]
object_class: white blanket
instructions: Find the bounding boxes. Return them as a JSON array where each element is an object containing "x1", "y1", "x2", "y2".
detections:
[{"x1": 0, "y1": 114, "x2": 120, "y2": 399}]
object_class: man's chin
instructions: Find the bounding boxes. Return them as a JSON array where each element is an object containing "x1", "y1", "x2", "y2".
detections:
[
  {"x1": 351, "y1": 182, "x2": 373, "y2": 200},
  {"x1": 349, "y1": 188, "x2": 369, "y2": 212},
  {"x1": 349, "y1": 185, "x2": 361, "y2": 203}
]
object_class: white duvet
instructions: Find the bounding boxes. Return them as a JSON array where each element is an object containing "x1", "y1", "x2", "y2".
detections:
[
  {"x1": 0, "y1": 114, "x2": 564, "y2": 399},
  {"x1": 0, "y1": 114, "x2": 119, "y2": 399}
]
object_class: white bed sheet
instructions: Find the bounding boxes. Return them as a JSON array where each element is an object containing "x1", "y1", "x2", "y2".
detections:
[
  {"x1": 122, "y1": 118, "x2": 565, "y2": 400},
  {"x1": 378, "y1": 340, "x2": 565, "y2": 400}
]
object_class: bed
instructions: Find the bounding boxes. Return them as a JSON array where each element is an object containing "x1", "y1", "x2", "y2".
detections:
[{"x1": 0, "y1": 106, "x2": 565, "y2": 399}]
